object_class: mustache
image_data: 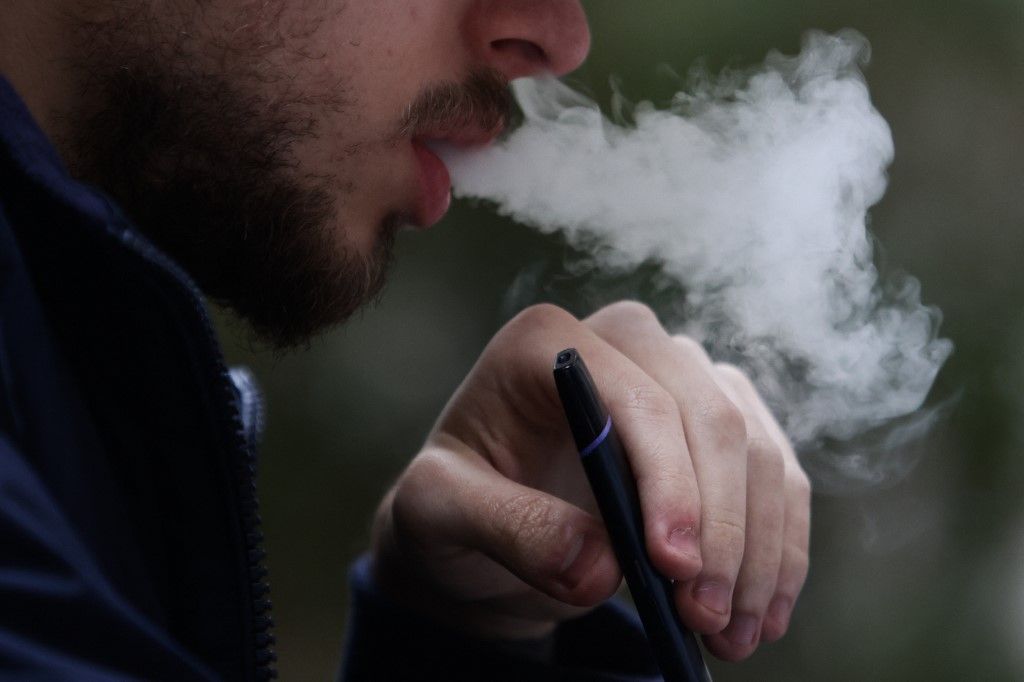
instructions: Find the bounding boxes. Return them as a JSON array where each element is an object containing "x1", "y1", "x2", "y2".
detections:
[{"x1": 400, "y1": 68, "x2": 515, "y2": 139}]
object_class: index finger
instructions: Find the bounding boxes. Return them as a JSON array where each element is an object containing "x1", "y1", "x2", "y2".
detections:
[{"x1": 585, "y1": 303, "x2": 749, "y2": 635}]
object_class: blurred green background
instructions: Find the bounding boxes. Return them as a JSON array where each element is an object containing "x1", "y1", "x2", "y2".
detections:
[{"x1": 217, "y1": 1, "x2": 1024, "y2": 679}]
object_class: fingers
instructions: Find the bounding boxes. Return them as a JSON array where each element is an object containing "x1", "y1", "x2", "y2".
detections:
[
  {"x1": 418, "y1": 302, "x2": 809, "y2": 657},
  {"x1": 391, "y1": 441, "x2": 622, "y2": 609},
  {"x1": 585, "y1": 302, "x2": 811, "y2": 663},
  {"x1": 762, "y1": 470, "x2": 810, "y2": 641},
  {"x1": 477, "y1": 304, "x2": 704, "y2": 583},
  {"x1": 593, "y1": 368, "x2": 705, "y2": 583},
  {"x1": 586, "y1": 303, "x2": 749, "y2": 634},
  {"x1": 764, "y1": 459, "x2": 811, "y2": 643},
  {"x1": 702, "y1": 364, "x2": 786, "y2": 661},
  {"x1": 714, "y1": 365, "x2": 811, "y2": 644}
]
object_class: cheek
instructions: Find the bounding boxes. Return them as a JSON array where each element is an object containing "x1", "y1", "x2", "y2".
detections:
[{"x1": 295, "y1": 136, "x2": 417, "y2": 253}]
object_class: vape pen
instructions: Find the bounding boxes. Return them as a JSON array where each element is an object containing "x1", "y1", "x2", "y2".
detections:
[{"x1": 553, "y1": 348, "x2": 711, "y2": 682}]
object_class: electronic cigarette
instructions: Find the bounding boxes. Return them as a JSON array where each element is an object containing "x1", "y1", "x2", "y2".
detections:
[{"x1": 553, "y1": 348, "x2": 711, "y2": 682}]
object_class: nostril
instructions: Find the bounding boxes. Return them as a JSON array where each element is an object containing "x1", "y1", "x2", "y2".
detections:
[
  {"x1": 490, "y1": 38, "x2": 549, "y2": 75},
  {"x1": 466, "y1": 0, "x2": 590, "y2": 79}
]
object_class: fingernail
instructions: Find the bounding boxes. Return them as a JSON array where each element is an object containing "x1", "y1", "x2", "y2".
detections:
[
  {"x1": 668, "y1": 527, "x2": 701, "y2": 562},
  {"x1": 557, "y1": 535, "x2": 593, "y2": 589},
  {"x1": 693, "y1": 581, "x2": 732, "y2": 615},
  {"x1": 725, "y1": 614, "x2": 760, "y2": 646},
  {"x1": 559, "y1": 535, "x2": 585, "y2": 573},
  {"x1": 768, "y1": 596, "x2": 792, "y2": 629}
]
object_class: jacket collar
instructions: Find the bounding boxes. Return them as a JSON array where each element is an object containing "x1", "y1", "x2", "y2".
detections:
[{"x1": 0, "y1": 76, "x2": 112, "y2": 228}]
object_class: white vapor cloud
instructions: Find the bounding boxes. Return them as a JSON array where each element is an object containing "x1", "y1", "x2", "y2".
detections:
[{"x1": 441, "y1": 31, "x2": 953, "y2": 483}]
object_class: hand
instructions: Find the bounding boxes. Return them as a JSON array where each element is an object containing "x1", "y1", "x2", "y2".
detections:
[{"x1": 371, "y1": 302, "x2": 811, "y2": 661}]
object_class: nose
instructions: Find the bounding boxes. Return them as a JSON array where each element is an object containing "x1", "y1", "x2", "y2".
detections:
[{"x1": 463, "y1": 0, "x2": 591, "y2": 80}]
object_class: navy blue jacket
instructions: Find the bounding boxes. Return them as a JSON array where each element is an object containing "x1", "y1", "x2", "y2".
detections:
[{"x1": 0, "y1": 77, "x2": 661, "y2": 681}]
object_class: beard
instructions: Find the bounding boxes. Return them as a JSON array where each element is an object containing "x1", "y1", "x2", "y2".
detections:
[
  {"x1": 67, "y1": 63, "x2": 394, "y2": 350},
  {"x1": 61, "y1": 5, "x2": 511, "y2": 350}
]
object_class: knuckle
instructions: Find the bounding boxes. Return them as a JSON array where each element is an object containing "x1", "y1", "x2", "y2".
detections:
[
  {"x1": 391, "y1": 452, "x2": 450, "y2": 539},
  {"x1": 596, "y1": 300, "x2": 663, "y2": 329},
  {"x1": 747, "y1": 437, "x2": 785, "y2": 477},
  {"x1": 395, "y1": 452, "x2": 442, "y2": 501},
  {"x1": 700, "y1": 395, "x2": 745, "y2": 432},
  {"x1": 714, "y1": 363, "x2": 761, "y2": 403},
  {"x1": 714, "y1": 362, "x2": 754, "y2": 391},
  {"x1": 779, "y1": 544, "x2": 810, "y2": 589},
  {"x1": 673, "y1": 335, "x2": 710, "y2": 360},
  {"x1": 703, "y1": 511, "x2": 747, "y2": 562},
  {"x1": 696, "y1": 395, "x2": 747, "y2": 446},
  {"x1": 623, "y1": 383, "x2": 677, "y2": 420},
  {"x1": 733, "y1": 585, "x2": 776, "y2": 616},
  {"x1": 506, "y1": 303, "x2": 578, "y2": 337}
]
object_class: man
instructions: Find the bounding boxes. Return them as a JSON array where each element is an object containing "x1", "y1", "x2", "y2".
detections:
[{"x1": 0, "y1": 1, "x2": 811, "y2": 679}]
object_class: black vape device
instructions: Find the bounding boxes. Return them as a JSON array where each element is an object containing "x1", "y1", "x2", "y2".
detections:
[{"x1": 554, "y1": 348, "x2": 711, "y2": 682}]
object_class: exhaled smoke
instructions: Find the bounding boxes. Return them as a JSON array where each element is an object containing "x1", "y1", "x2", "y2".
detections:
[{"x1": 441, "y1": 30, "x2": 953, "y2": 487}]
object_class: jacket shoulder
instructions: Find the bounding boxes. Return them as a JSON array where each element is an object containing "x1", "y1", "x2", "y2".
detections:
[{"x1": 0, "y1": 432, "x2": 216, "y2": 679}]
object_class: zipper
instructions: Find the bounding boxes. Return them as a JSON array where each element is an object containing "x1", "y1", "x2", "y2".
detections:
[{"x1": 100, "y1": 206, "x2": 277, "y2": 681}]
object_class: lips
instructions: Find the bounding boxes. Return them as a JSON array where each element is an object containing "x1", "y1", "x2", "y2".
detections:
[
  {"x1": 411, "y1": 140, "x2": 452, "y2": 229},
  {"x1": 410, "y1": 123, "x2": 504, "y2": 229}
]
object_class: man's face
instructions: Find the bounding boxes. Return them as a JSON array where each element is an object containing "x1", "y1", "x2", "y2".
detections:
[{"x1": 66, "y1": 1, "x2": 590, "y2": 346}]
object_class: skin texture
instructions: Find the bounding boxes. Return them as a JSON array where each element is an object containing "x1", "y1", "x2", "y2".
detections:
[
  {"x1": 374, "y1": 303, "x2": 811, "y2": 661},
  {"x1": 0, "y1": 0, "x2": 811, "y2": 664}
]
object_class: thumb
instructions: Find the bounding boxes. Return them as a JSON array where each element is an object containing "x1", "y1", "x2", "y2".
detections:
[{"x1": 395, "y1": 447, "x2": 622, "y2": 607}]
